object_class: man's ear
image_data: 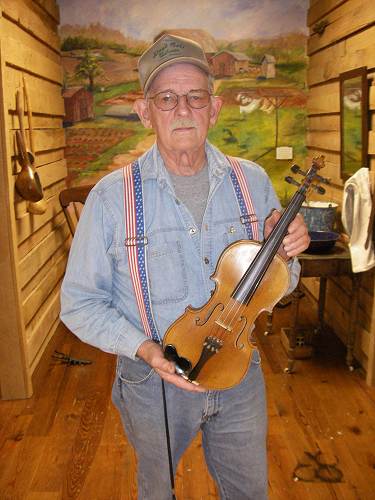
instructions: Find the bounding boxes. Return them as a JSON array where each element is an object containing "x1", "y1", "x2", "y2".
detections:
[
  {"x1": 209, "y1": 96, "x2": 223, "y2": 127},
  {"x1": 134, "y1": 98, "x2": 153, "y2": 128}
]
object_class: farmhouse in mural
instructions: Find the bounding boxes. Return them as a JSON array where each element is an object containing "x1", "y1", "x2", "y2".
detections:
[
  {"x1": 62, "y1": 86, "x2": 94, "y2": 125},
  {"x1": 210, "y1": 51, "x2": 252, "y2": 77}
]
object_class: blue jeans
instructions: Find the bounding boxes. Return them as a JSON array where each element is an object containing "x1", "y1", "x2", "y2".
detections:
[{"x1": 112, "y1": 350, "x2": 267, "y2": 500}]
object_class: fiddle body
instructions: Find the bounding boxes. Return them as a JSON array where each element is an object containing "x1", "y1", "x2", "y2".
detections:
[
  {"x1": 163, "y1": 240, "x2": 289, "y2": 390},
  {"x1": 163, "y1": 156, "x2": 325, "y2": 391}
]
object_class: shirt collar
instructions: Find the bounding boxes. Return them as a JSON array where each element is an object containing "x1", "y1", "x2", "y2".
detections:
[{"x1": 139, "y1": 140, "x2": 232, "y2": 184}]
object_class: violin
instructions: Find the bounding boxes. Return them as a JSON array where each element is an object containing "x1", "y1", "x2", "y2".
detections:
[{"x1": 163, "y1": 156, "x2": 325, "y2": 390}]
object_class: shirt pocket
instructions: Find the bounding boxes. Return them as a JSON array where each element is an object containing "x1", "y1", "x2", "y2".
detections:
[
  {"x1": 219, "y1": 218, "x2": 249, "y2": 247},
  {"x1": 147, "y1": 240, "x2": 189, "y2": 305}
]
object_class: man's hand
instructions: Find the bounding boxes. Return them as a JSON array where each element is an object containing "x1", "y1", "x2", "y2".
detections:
[
  {"x1": 136, "y1": 340, "x2": 206, "y2": 392},
  {"x1": 264, "y1": 210, "x2": 310, "y2": 260}
]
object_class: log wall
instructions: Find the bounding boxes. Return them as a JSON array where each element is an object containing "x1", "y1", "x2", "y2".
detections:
[
  {"x1": 306, "y1": 0, "x2": 375, "y2": 382},
  {"x1": 0, "y1": 0, "x2": 68, "y2": 398}
]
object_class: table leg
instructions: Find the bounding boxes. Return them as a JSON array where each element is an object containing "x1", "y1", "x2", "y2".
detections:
[
  {"x1": 284, "y1": 286, "x2": 301, "y2": 373},
  {"x1": 346, "y1": 274, "x2": 360, "y2": 371},
  {"x1": 264, "y1": 311, "x2": 273, "y2": 336},
  {"x1": 316, "y1": 277, "x2": 327, "y2": 335}
]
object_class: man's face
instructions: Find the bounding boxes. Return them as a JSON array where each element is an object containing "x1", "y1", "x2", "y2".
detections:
[{"x1": 135, "y1": 63, "x2": 222, "y2": 155}]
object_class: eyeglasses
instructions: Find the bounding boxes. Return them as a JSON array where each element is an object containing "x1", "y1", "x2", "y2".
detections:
[{"x1": 148, "y1": 89, "x2": 212, "y2": 111}]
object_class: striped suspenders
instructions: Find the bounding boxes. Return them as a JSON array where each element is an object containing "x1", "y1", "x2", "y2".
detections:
[
  {"x1": 227, "y1": 156, "x2": 259, "y2": 241},
  {"x1": 123, "y1": 161, "x2": 161, "y2": 342},
  {"x1": 122, "y1": 157, "x2": 259, "y2": 339}
]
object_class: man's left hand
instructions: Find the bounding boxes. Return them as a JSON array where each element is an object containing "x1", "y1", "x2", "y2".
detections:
[{"x1": 264, "y1": 210, "x2": 310, "y2": 260}]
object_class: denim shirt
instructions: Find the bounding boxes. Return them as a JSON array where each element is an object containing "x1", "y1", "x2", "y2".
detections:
[{"x1": 60, "y1": 141, "x2": 300, "y2": 360}]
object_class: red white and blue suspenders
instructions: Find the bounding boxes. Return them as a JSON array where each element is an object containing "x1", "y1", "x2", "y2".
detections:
[{"x1": 122, "y1": 157, "x2": 259, "y2": 339}]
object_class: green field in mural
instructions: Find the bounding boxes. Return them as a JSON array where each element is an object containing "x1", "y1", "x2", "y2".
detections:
[{"x1": 58, "y1": 0, "x2": 309, "y2": 202}]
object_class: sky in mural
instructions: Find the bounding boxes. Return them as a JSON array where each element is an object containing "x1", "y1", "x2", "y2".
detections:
[{"x1": 58, "y1": 0, "x2": 309, "y2": 41}]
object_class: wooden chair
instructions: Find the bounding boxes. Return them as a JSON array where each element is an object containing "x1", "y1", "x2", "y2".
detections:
[{"x1": 59, "y1": 184, "x2": 94, "y2": 236}]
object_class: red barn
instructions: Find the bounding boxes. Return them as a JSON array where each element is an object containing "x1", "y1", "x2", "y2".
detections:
[
  {"x1": 210, "y1": 51, "x2": 250, "y2": 77},
  {"x1": 63, "y1": 86, "x2": 94, "y2": 125}
]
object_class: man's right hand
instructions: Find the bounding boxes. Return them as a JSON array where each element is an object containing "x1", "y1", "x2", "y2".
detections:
[{"x1": 136, "y1": 339, "x2": 206, "y2": 393}]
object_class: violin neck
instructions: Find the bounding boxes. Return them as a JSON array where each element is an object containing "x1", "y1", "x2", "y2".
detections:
[{"x1": 232, "y1": 183, "x2": 310, "y2": 305}]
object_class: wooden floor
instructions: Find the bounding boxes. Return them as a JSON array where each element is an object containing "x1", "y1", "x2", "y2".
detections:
[{"x1": 1, "y1": 301, "x2": 375, "y2": 499}]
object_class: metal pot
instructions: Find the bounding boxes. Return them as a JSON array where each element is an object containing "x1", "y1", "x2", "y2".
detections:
[{"x1": 299, "y1": 201, "x2": 338, "y2": 232}]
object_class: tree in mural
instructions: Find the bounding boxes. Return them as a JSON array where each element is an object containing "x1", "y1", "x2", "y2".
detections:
[{"x1": 75, "y1": 50, "x2": 103, "y2": 91}]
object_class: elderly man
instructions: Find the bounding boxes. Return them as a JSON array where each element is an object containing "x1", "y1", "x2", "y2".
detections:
[{"x1": 61, "y1": 34, "x2": 309, "y2": 499}]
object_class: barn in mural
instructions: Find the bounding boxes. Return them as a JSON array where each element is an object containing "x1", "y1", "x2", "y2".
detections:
[{"x1": 58, "y1": 0, "x2": 308, "y2": 202}]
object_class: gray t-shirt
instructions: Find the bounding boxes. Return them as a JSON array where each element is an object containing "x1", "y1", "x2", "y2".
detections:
[{"x1": 169, "y1": 166, "x2": 209, "y2": 228}]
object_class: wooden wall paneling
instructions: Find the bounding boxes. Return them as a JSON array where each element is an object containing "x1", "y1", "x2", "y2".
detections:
[
  {"x1": 18, "y1": 219, "x2": 70, "y2": 289},
  {"x1": 1, "y1": 0, "x2": 60, "y2": 52},
  {"x1": 15, "y1": 174, "x2": 67, "y2": 220},
  {"x1": 21, "y1": 239, "x2": 70, "y2": 305},
  {"x1": 4, "y1": 67, "x2": 64, "y2": 117},
  {"x1": 32, "y1": 148, "x2": 65, "y2": 169},
  {"x1": 16, "y1": 191, "x2": 64, "y2": 244},
  {"x1": 22, "y1": 251, "x2": 68, "y2": 326},
  {"x1": 9, "y1": 128, "x2": 65, "y2": 158},
  {"x1": 0, "y1": 37, "x2": 31, "y2": 399},
  {"x1": 308, "y1": 114, "x2": 341, "y2": 132},
  {"x1": 369, "y1": 131, "x2": 375, "y2": 155},
  {"x1": 33, "y1": 0, "x2": 60, "y2": 24},
  {"x1": 305, "y1": 148, "x2": 341, "y2": 168},
  {"x1": 0, "y1": 0, "x2": 65, "y2": 399},
  {"x1": 17, "y1": 210, "x2": 67, "y2": 260},
  {"x1": 8, "y1": 114, "x2": 63, "y2": 131},
  {"x1": 307, "y1": 0, "x2": 347, "y2": 26},
  {"x1": 26, "y1": 283, "x2": 61, "y2": 366},
  {"x1": 369, "y1": 83, "x2": 375, "y2": 110},
  {"x1": 307, "y1": 25, "x2": 375, "y2": 86},
  {"x1": 306, "y1": 129, "x2": 340, "y2": 151},
  {"x1": 307, "y1": 81, "x2": 340, "y2": 114},
  {"x1": 11, "y1": 159, "x2": 67, "y2": 191},
  {"x1": 2, "y1": 21, "x2": 62, "y2": 84},
  {"x1": 307, "y1": 0, "x2": 375, "y2": 55}
]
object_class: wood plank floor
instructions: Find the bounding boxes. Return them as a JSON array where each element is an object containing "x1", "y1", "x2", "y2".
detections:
[{"x1": 1, "y1": 300, "x2": 375, "y2": 499}]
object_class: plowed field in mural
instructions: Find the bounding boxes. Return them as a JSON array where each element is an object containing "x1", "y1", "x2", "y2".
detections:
[{"x1": 65, "y1": 128, "x2": 134, "y2": 185}]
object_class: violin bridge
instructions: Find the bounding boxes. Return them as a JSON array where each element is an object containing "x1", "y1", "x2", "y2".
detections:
[{"x1": 214, "y1": 319, "x2": 232, "y2": 332}]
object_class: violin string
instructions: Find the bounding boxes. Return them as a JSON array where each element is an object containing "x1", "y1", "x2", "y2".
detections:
[{"x1": 208, "y1": 297, "x2": 245, "y2": 341}]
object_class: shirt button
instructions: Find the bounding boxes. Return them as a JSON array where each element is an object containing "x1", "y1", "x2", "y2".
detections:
[
  {"x1": 189, "y1": 227, "x2": 197, "y2": 235},
  {"x1": 229, "y1": 226, "x2": 236, "y2": 233},
  {"x1": 204, "y1": 257, "x2": 210, "y2": 264}
]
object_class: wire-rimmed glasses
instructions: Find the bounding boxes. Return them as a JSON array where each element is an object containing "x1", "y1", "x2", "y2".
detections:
[{"x1": 148, "y1": 89, "x2": 212, "y2": 111}]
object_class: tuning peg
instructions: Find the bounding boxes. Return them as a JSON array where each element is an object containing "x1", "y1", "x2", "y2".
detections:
[
  {"x1": 315, "y1": 174, "x2": 330, "y2": 185},
  {"x1": 285, "y1": 176, "x2": 301, "y2": 187},
  {"x1": 291, "y1": 164, "x2": 306, "y2": 176},
  {"x1": 312, "y1": 184, "x2": 326, "y2": 195},
  {"x1": 291, "y1": 164, "x2": 330, "y2": 185}
]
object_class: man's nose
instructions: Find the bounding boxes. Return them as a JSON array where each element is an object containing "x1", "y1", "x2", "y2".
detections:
[{"x1": 175, "y1": 95, "x2": 190, "y2": 115}]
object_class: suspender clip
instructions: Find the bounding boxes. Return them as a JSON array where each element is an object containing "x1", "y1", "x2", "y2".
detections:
[
  {"x1": 125, "y1": 236, "x2": 148, "y2": 247},
  {"x1": 240, "y1": 214, "x2": 258, "y2": 225}
]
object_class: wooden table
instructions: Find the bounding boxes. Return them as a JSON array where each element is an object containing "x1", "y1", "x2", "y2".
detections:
[{"x1": 269, "y1": 243, "x2": 359, "y2": 373}]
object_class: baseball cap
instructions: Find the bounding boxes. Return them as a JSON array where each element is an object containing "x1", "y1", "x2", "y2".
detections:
[{"x1": 138, "y1": 34, "x2": 211, "y2": 94}]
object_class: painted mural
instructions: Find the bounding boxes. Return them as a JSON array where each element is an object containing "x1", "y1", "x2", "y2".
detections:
[{"x1": 57, "y1": 0, "x2": 309, "y2": 202}]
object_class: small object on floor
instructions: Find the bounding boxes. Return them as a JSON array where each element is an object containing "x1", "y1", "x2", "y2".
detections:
[
  {"x1": 281, "y1": 327, "x2": 314, "y2": 359},
  {"x1": 293, "y1": 451, "x2": 343, "y2": 483},
  {"x1": 52, "y1": 350, "x2": 92, "y2": 366}
]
